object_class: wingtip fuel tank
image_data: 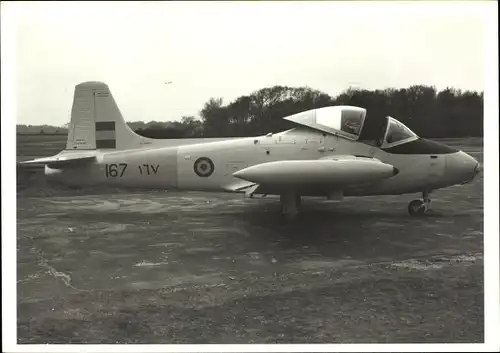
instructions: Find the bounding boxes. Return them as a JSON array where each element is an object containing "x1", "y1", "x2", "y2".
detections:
[{"x1": 233, "y1": 159, "x2": 397, "y2": 185}]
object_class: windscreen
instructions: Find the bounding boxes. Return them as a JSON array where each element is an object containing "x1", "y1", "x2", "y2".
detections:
[{"x1": 385, "y1": 118, "x2": 417, "y2": 144}]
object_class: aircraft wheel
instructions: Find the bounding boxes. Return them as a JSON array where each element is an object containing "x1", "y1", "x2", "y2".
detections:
[{"x1": 408, "y1": 199, "x2": 427, "y2": 217}]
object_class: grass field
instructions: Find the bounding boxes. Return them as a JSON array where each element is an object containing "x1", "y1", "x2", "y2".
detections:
[
  {"x1": 16, "y1": 134, "x2": 68, "y2": 161},
  {"x1": 15, "y1": 135, "x2": 484, "y2": 344}
]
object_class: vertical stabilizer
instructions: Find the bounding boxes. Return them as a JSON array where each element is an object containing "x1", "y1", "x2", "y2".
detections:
[
  {"x1": 66, "y1": 81, "x2": 146, "y2": 151},
  {"x1": 66, "y1": 83, "x2": 96, "y2": 150}
]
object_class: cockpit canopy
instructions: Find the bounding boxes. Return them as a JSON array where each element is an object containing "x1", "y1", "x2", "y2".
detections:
[
  {"x1": 284, "y1": 106, "x2": 366, "y2": 139},
  {"x1": 283, "y1": 105, "x2": 418, "y2": 147},
  {"x1": 384, "y1": 117, "x2": 417, "y2": 146},
  {"x1": 316, "y1": 106, "x2": 366, "y2": 138}
]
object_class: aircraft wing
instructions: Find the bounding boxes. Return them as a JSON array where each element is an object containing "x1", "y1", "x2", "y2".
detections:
[
  {"x1": 232, "y1": 155, "x2": 398, "y2": 195},
  {"x1": 19, "y1": 152, "x2": 97, "y2": 168},
  {"x1": 223, "y1": 180, "x2": 264, "y2": 197}
]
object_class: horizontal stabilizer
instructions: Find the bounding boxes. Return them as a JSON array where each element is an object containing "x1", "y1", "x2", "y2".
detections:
[{"x1": 19, "y1": 153, "x2": 97, "y2": 168}]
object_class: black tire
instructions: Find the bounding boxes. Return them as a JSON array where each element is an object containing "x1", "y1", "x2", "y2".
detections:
[{"x1": 408, "y1": 199, "x2": 426, "y2": 216}]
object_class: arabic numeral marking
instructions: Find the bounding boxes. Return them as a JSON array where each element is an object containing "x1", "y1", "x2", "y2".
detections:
[{"x1": 138, "y1": 164, "x2": 160, "y2": 175}]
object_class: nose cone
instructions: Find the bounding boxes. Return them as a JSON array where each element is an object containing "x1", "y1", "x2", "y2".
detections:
[{"x1": 445, "y1": 151, "x2": 480, "y2": 185}]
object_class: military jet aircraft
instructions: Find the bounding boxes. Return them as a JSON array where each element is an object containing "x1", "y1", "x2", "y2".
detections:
[{"x1": 21, "y1": 81, "x2": 481, "y2": 219}]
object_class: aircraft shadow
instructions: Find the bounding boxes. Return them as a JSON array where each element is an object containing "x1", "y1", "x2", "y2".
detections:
[
  {"x1": 26, "y1": 194, "x2": 478, "y2": 262},
  {"x1": 229, "y1": 202, "x2": 459, "y2": 224},
  {"x1": 217, "y1": 203, "x2": 478, "y2": 260}
]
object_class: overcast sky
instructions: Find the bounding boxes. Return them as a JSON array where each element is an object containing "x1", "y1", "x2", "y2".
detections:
[{"x1": 11, "y1": 1, "x2": 489, "y2": 126}]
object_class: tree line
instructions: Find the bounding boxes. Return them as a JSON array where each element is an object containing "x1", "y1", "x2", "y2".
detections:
[
  {"x1": 137, "y1": 85, "x2": 483, "y2": 139},
  {"x1": 17, "y1": 85, "x2": 483, "y2": 139}
]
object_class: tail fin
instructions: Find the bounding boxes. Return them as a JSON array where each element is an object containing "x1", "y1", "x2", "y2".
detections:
[{"x1": 66, "y1": 81, "x2": 146, "y2": 151}]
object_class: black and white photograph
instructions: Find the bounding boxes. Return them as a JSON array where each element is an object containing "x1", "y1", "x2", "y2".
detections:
[{"x1": 2, "y1": 1, "x2": 498, "y2": 352}]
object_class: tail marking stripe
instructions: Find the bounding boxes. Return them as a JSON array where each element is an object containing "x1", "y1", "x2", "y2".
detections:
[
  {"x1": 96, "y1": 121, "x2": 116, "y2": 131},
  {"x1": 96, "y1": 130, "x2": 116, "y2": 140},
  {"x1": 96, "y1": 139, "x2": 116, "y2": 149}
]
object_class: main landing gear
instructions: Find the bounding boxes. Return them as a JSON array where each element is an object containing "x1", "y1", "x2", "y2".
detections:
[
  {"x1": 408, "y1": 191, "x2": 432, "y2": 217},
  {"x1": 280, "y1": 192, "x2": 302, "y2": 221}
]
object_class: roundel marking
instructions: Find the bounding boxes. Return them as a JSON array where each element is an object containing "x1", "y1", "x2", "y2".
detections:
[{"x1": 193, "y1": 157, "x2": 215, "y2": 177}]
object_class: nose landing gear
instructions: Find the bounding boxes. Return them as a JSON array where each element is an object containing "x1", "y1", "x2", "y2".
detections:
[{"x1": 408, "y1": 191, "x2": 432, "y2": 216}]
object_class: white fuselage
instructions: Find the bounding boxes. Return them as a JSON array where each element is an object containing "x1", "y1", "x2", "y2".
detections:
[{"x1": 45, "y1": 127, "x2": 477, "y2": 197}]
